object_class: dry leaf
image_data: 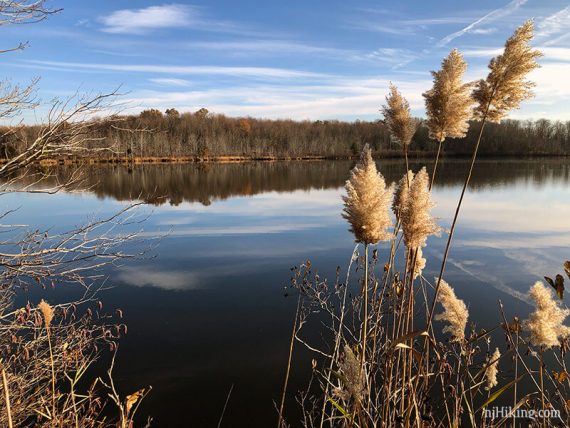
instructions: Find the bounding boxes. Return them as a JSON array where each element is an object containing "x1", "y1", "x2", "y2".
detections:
[{"x1": 125, "y1": 389, "x2": 145, "y2": 414}]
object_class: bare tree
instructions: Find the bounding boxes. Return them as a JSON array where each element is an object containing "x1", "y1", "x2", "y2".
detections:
[{"x1": 0, "y1": 2, "x2": 150, "y2": 427}]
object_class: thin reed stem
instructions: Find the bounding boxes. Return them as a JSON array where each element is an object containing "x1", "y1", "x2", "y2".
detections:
[
  {"x1": 46, "y1": 327, "x2": 57, "y2": 421},
  {"x1": 540, "y1": 349, "x2": 545, "y2": 428},
  {"x1": 429, "y1": 139, "x2": 443, "y2": 191},
  {"x1": 360, "y1": 244, "x2": 369, "y2": 376},
  {"x1": 426, "y1": 112, "x2": 489, "y2": 327},
  {"x1": 277, "y1": 293, "x2": 302, "y2": 428},
  {"x1": 1, "y1": 367, "x2": 13, "y2": 428}
]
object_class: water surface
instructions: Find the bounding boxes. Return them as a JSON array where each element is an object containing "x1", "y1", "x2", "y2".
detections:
[{"x1": 5, "y1": 158, "x2": 570, "y2": 426}]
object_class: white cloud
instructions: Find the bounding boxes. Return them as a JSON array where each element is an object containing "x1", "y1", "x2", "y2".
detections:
[
  {"x1": 437, "y1": 0, "x2": 527, "y2": 46},
  {"x1": 100, "y1": 4, "x2": 194, "y2": 34},
  {"x1": 118, "y1": 77, "x2": 430, "y2": 120},
  {"x1": 149, "y1": 78, "x2": 193, "y2": 87},
  {"x1": 25, "y1": 60, "x2": 325, "y2": 79}
]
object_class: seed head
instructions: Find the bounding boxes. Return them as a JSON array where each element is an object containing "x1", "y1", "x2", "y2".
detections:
[
  {"x1": 485, "y1": 348, "x2": 501, "y2": 390},
  {"x1": 400, "y1": 168, "x2": 440, "y2": 250},
  {"x1": 473, "y1": 20, "x2": 542, "y2": 123},
  {"x1": 342, "y1": 145, "x2": 392, "y2": 244},
  {"x1": 423, "y1": 49, "x2": 474, "y2": 142},
  {"x1": 392, "y1": 170, "x2": 414, "y2": 221},
  {"x1": 334, "y1": 344, "x2": 366, "y2": 403},
  {"x1": 435, "y1": 279, "x2": 469, "y2": 342},
  {"x1": 38, "y1": 300, "x2": 54, "y2": 328},
  {"x1": 381, "y1": 84, "x2": 417, "y2": 148},
  {"x1": 524, "y1": 281, "x2": 570, "y2": 348}
]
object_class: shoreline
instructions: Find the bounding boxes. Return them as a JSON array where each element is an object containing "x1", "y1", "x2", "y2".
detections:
[{"x1": 1, "y1": 152, "x2": 568, "y2": 167}]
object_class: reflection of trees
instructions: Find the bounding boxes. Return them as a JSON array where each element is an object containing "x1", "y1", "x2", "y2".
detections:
[{"x1": 8, "y1": 159, "x2": 570, "y2": 206}]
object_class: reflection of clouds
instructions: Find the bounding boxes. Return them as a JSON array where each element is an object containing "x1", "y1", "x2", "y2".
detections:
[
  {"x1": 117, "y1": 267, "x2": 200, "y2": 291},
  {"x1": 142, "y1": 222, "x2": 327, "y2": 237},
  {"x1": 155, "y1": 189, "x2": 343, "y2": 217},
  {"x1": 433, "y1": 187, "x2": 570, "y2": 234},
  {"x1": 502, "y1": 248, "x2": 563, "y2": 278},
  {"x1": 446, "y1": 257, "x2": 528, "y2": 304},
  {"x1": 455, "y1": 233, "x2": 570, "y2": 250}
]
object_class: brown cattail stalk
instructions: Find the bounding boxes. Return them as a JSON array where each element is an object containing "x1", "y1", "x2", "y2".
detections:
[
  {"x1": 427, "y1": 21, "x2": 542, "y2": 328},
  {"x1": 423, "y1": 49, "x2": 474, "y2": 189}
]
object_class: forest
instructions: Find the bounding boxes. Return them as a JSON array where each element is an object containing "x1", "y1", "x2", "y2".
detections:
[{"x1": 2, "y1": 108, "x2": 570, "y2": 161}]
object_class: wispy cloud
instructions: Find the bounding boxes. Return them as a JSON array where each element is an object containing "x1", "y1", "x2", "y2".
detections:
[
  {"x1": 182, "y1": 40, "x2": 351, "y2": 57},
  {"x1": 536, "y1": 6, "x2": 570, "y2": 45},
  {"x1": 149, "y1": 78, "x2": 193, "y2": 87},
  {"x1": 352, "y1": 48, "x2": 418, "y2": 69},
  {"x1": 117, "y1": 77, "x2": 429, "y2": 120},
  {"x1": 464, "y1": 47, "x2": 570, "y2": 62},
  {"x1": 100, "y1": 4, "x2": 195, "y2": 34},
  {"x1": 24, "y1": 60, "x2": 325, "y2": 79},
  {"x1": 437, "y1": 0, "x2": 527, "y2": 47}
]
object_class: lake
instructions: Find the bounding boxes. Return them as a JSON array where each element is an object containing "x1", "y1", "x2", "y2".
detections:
[{"x1": 5, "y1": 158, "x2": 570, "y2": 426}]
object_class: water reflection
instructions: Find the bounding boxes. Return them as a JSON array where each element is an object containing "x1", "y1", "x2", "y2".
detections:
[{"x1": 12, "y1": 158, "x2": 570, "y2": 206}]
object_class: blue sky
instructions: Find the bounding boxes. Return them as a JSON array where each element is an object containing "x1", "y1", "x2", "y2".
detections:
[{"x1": 1, "y1": 0, "x2": 569, "y2": 121}]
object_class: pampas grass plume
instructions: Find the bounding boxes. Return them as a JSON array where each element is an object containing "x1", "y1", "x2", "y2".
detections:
[
  {"x1": 435, "y1": 279, "x2": 469, "y2": 342},
  {"x1": 401, "y1": 167, "x2": 439, "y2": 250},
  {"x1": 342, "y1": 145, "x2": 392, "y2": 244},
  {"x1": 473, "y1": 20, "x2": 542, "y2": 123},
  {"x1": 524, "y1": 281, "x2": 570, "y2": 348},
  {"x1": 381, "y1": 84, "x2": 417, "y2": 148},
  {"x1": 423, "y1": 48, "x2": 473, "y2": 142},
  {"x1": 485, "y1": 348, "x2": 501, "y2": 390}
]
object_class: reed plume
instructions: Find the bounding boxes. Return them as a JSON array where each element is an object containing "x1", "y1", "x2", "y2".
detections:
[
  {"x1": 484, "y1": 348, "x2": 500, "y2": 390},
  {"x1": 427, "y1": 21, "x2": 541, "y2": 328},
  {"x1": 342, "y1": 144, "x2": 392, "y2": 245},
  {"x1": 524, "y1": 281, "x2": 570, "y2": 349},
  {"x1": 400, "y1": 167, "x2": 439, "y2": 250},
  {"x1": 334, "y1": 345, "x2": 366, "y2": 403},
  {"x1": 423, "y1": 49, "x2": 473, "y2": 143},
  {"x1": 434, "y1": 279, "x2": 468, "y2": 342},
  {"x1": 412, "y1": 247, "x2": 426, "y2": 280},
  {"x1": 392, "y1": 170, "x2": 413, "y2": 221},
  {"x1": 38, "y1": 300, "x2": 54, "y2": 328},
  {"x1": 381, "y1": 84, "x2": 417, "y2": 172},
  {"x1": 423, "y1": 49, "x2": 473, "y2": 188},
  {"x1": 473, "y1": 20, "x2": 542, "y2": 123}
]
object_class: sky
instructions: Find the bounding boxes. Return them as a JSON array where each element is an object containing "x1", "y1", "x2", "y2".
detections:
[{"x1": 1, "y1": 0, "x2": 570, "y2": 122}]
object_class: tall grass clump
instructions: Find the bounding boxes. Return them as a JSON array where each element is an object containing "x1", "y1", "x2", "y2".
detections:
[{"x1": 276, "y1": 21, "x2": 570, "y2": 428}]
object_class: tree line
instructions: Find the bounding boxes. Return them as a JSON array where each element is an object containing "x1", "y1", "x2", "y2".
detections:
[{"x1": 2, "y1": 108, "x2": 570, "y2": 160}]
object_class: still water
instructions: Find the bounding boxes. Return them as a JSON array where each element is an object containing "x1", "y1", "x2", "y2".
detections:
[{"x1": 6, "y1": 158, "x2": 570, "y2": 426}]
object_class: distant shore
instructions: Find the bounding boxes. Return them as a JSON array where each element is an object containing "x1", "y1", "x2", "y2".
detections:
[{"x1": 3, "y1": 151, "x2": 567, "y2": 167}]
